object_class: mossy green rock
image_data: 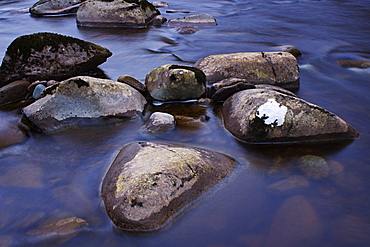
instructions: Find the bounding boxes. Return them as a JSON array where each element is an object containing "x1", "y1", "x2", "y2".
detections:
[
  {"x1": 194, "y1": 52, "x2": 300, "y2": 90},
  {"x1": 145, "y1": 64, "x2": 206, "y2": 101},
  {"x1": 0, "y1": 32, "x2": 112, "y2": 87},
  {"x1": 222, "y1": 88, "x2": 359, "y2": 143},
  {"x1": 76, "y1": 0, "x2": 160, "y2": 28},
  {"x1": 101, "y1": 141, "x2": 237, "y2": 230}
]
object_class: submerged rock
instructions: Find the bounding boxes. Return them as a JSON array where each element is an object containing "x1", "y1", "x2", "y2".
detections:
[
  {"x1": 145, "y1": 64, "x2": 206, "y2": 101},
  {"x1": 337, "y1": 60, "x2": 370, "y2": 69},
  {"x1": 29, "y1": 0, "x2": 87, "y2": 16},
  {"x1": 22, "y1": 76, "x2": 147, "y2": 132},
  {"x1": 297, "y1": 155, "x2": 330, "y2": 180},
  {"x1": 168, "y1": 13, "x2": 217, "y2": 26},
  {"x1": 0, "y1": 32, "x2": 112, "y2": 87},
  {"x1": 101, "y1": 141, "x2": 236, "y2": 230},
  {"x1": 0, "y1": 118, "x2": 26, "y2": 150},
  {"x1": 194, "y1": 52, "x2": 300, "y2": 90},
  {"x1": 221, "y1": 88, "x2": 359, "y2": 144},
  {"x1": 266, "y1": 195, "x2": 323, "y2": 247},
  {"x1": 76, "y1": 0, "x2": 160, "y2": 28}
]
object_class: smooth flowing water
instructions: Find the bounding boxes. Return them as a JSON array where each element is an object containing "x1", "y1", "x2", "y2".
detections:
[{"x1": 0, "y1": 0, "x2": 370, "y2": 246}]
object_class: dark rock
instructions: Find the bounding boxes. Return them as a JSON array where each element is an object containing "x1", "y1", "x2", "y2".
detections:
[
  {"x1": 22, "y1": 76, "x2": 147, "y2": 132},
  {"x1": 76, "y1": 0, "x2": 160, "y2": 28},
  {"x1": 337, "y1": 60, "x2": 370, "y2": 69},
  {"x1": 0, "y1": 32, "x2": 112, "y2": 87},
  {"x1": 145, "y1": 64, "x2": 206, "y2": 101},
  {"x1": 101, "y1": 141, "x2": 237, "y2": 230},
  {"x1": 212, "y1": 82, "x2": 255, "y2": 102},
  {"x1": 0, "y1": 80, "x2": 30, "y2": 105},
  {"x1": 117, "y1": 75, "x2": 146, "y2": 93},
  {"x1": 144, "y1": 112, "x2": 175, "y2": 133},
  {"x1": 297, "y1": 155, "x2": 330, "y2": 180},
  {"x1": 221, "y1": 88, "x2": 359, "y2": 143},
  {"x1": 176, "y1": 26, "x2": 200, "y2": 34},
  {"x1": 151, "y1": 15, "x2": 167, "y2": 26},
  {"x1": 29, "y1": 0, "x2": 87, "y2": 16},
  {"x1": 194, "y1": 51, "x2": 300, "y2": 90},
  {"x1": 168, "y1": 13, "x2": 217, "y2": 26},
  {"x1": 254, "y1": 84, "x2": 297, "y2": 97},
  {"x1": 277, "y1": 45, "x2": 302, "y2": 57}
]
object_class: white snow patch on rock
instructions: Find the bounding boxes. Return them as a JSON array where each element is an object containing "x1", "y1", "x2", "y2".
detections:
[{"x1": 256, "y1": 98, "x2": 287, "y2": 127}]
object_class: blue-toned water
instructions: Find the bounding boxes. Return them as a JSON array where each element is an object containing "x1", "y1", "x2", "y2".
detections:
[{"x1": 1, "y1": 0, "x2": 370, "y2": 246}]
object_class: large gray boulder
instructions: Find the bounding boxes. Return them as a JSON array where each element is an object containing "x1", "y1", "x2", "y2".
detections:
[
  {"x1": 221, "y1": 88, "x2": 359, "y2": 143},
  {"x1": 76, "y1": 0, "x2": 160, "y2": 28},
  {"x1": 0, "y1": 32, "x2": 112, "y2": 87},
  {"x1": 194, "y1": 52, "x2": 300, "y2": 90},
  {"x1": 29, "y1": 0, "x2": 87, "y2": 16},
  {"x1": 101, "y1": 141, "x2": 237, "y2": 230},
  {"x1": 22, "y1": 76, "x2": 147, "y2": 132},
  {"x1": 145, "y1": 64, "x2": 206, "y2": 101}
]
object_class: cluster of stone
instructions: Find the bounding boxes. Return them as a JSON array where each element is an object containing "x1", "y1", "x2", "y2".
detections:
[{"x1": 0, "y1": 29, "x2": 360, "y2": 233}]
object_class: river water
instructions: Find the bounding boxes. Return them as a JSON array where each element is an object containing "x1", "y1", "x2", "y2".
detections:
[{"x1": 0, "y1": 0, "x2": 370, "y2": 246}]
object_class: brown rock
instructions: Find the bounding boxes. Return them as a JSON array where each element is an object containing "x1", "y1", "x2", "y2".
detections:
[
  {"x1": 267, "y1": 175, "x2": 310, "y2": 194},
  {"x1": 0, "y1": 118, "x2": 26, "y2": 150},
  {"x1": 0, "y1": 80, "x2": 30, "y2": 105},
  {"x1": 266, "y1": 195, "x2": 323, "y2": 247}
]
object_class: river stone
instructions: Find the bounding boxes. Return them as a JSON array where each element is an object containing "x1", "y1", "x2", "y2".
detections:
[
  {"x1": 76, "y1": 0, "x2": 160, "y2": 28},
  {"x1": 117, "y1": 75, "x2": 146, "y2": 93},
  {"x1": 101, "y1": 141, "x2": 237, "y2": 230},
  {"x1": 194, "y1": 52, "x2": 300, "y2": 90},
  {"x1": 168, "y1": 13, "x2": 217, "y2": 26},
  {"x1": 266, "y1": 195, "x2": 323, "y2": 247},
  {"x1": 0, "y1": 118, "x2": 26, "y2": 150},
  {"x1": 337, "y1": 60, "x2": 370, "y2": 69},
  {"x1": 0, "y1": 32, "x2": 112, "y2": 87},
  {"x1": 144, "y1": 112, "x2": 175, "y2": 133},
  {"x1": 221, "y1": 88, "x2": 359, "y2": 143},
  {"x1": 211, "y1": 82, "x2": 255, "y2": 102},
  {"x1": 0, "y1": 80, "x2": 30, "y2": 105},
  {"x1": 297, "y1": 155, "x2": 330, "y2": 180},
  {"x1": 29, "y1": 0, "x2": 87, "y2": 16},
  {"x1": 22, "y1": 76, "x2": 147, "y2": 132},
  {"x1": 145, "y1": 64, "x2": 206, "y2": 101}
]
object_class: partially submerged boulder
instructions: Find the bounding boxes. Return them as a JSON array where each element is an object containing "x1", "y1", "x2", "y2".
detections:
[
  {"x1": 22, "y1": 76, "x2": 147, "y2": 132},
  {"x1": 76, "y1": 0, "x2": 160, "y2": 28},
  {"x1": 29, "y1": 0, "x2": 87, "y2": 16},
  {"x1": 194, "y1": 52, "x2": 300, "y2": 90},
  {"x1": 101, "y1": 141, "x2": 236, "y2": 230},
  {"x1": 168, "y1": 13, "x2": 217, "y2": 26},
  {"x1": 0, "y1": 32, "x2": 112, "y2": 87},
  {"x1": 221, "y1": 88, "x2": 359, "y2": 143},
  {"x1": 145, "y1": 64, "x2": 206, "y2": 101}
]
